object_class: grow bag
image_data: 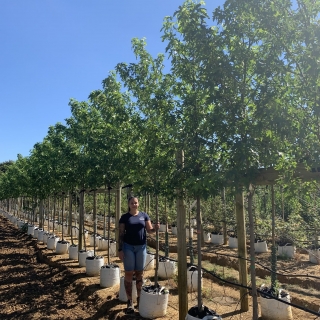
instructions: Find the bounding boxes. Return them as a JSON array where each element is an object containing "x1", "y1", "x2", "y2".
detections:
[
  {"x1": 71, "y1": 226, "x2": 78, "y2": 238},
  {"x1": 187, "y1": 266, "x2": 202, "y2": 292},
  {"x1": 69, "y1": 244, "x2": 78, "y2": 260},
  {"x1": 90, "y1": 234, "x2": 101, "y2": 247},
  {"x1": 186, "y1": 228, "x2": 194, "y2": 238},
  {"x1": 171, "y1": 226, "x2": 177, "y2": 235},
  {"x1": 254, "y1": 240, "x2": 268, "y2": 253},
  {"x1": 203, "y1": 232, "x2": 211, "y2": 242},
  {"x1": 79, "y1": 249, "x2": 94, "y2": 267},
  {"x1": 229, "y1": 236, "x2": 238, "y2": 249},
  {"x1": 37, "y1": 228, "x2": 44, "y2": 242},
  {"x1": 47, "y1": 236, "x2": 60, "y2": 250},
  {"x1": 119, "y1": 277, "x2": 137, "y2": 302},
  {"x1": 17, "y1": 220, "x2": 25, "y2": 229},
  {"x1": 260, "y1": 287, "x2": 292, "y2": 320},
  {"x1": 139, "y1": 284, "x2": 169, "y2": 319},
  {"x1": 186, "y1": 305, "x2": 222, "y2": 320},
  {"x1": 27, "y1": 225, "x2": 35, "y2": 236},
  {"x1": 109, "y1": 241, "x2": 117, "y2": 257},
  {"x1": 144, "y1": 252, "x2": 155, "y2": 271},
  {"x1": 211, "y1": 234, "x2": 223, "y2": 245},
  {"x1": 278, "y1": 245, "x2": 295, "y2": 259},
  {"x1": 158, "y1": 258, "x2": 176, "y2": 279},
  {"x1": 42, "y1": 232, "x2": 50, "y2": 244},
  {"x1": 55, "y1": 240, "x2": 69, "y2": 254},
  {"x1": 100, "y1": 264, "x2": 120, "y2": 288},
  {"x1": 63, "y1": 224, "x2": 69, "y2": 236},
  {"x1": 86, "y1": 255, "x2": 104, "y2": 276},
  {"x1": 309, "y1": 248, "x2": 320, "y2": 264},
  {"x1": 98, "y1": 237, "x2": 109, "y2": 251},
  {"x1": 33, "y1": 227, "x2": 39, "y2": 239}
]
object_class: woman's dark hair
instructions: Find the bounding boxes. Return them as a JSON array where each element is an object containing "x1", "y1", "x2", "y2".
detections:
[{"x1": 127, "y1": 196, "x2": 138, "y2": 212}]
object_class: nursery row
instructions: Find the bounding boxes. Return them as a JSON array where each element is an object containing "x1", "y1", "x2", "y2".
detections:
[{"x1": 4, "y1": 207, "x2": 320, "y2": 320}]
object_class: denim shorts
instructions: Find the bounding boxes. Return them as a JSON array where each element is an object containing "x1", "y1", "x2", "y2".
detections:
[{"x1": 123, "y1": 242, "x2": 146, "y2": 271}]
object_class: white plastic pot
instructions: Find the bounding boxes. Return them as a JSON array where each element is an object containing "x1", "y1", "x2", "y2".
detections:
[
  {"x1": 145, "y1": 253, "x2": 155, "y2": 271},
  {"x1": 278, "y1": 245, "x2": 295, "y2": 259},
  {"x1": 254, "y1": 240, "x2": 268, "y2": 253},
  {"x1": 260, "y1": 289, "x2": 292, "y2": 320},
  {"x1": 90, "y1": 234, "x2": 100, "y2": 247},
  {"x1": 119, "y1": 277, "x2": 137, "y2": 302},
  {"x1": 86, "y1": 256, "x2": 104, "y2": 276},
  {"x1": 37, "y1": 229, "x2": 44, "y2": 242},
  {"x1": 69, "y1": 244, "x2": 78, "y2": 260},
  {"x1": 71, "y1": 226, "x2": 78, "y2": 238},
  {"x1": 63, "y1": 224, "x2": 69, "y2": 235},
  {"x1": 42, "y1": 232, "x2": 50, "y2": 244},
  {"x1": 229, "y1": 236, "x2": 238, "y2": 249},
  {"x1": 309, "y1": 249, "x2": 320, "y2": 264},
  {"x1": 98, "y1": 238, "x2": 109, "y2": 251},
  {"x1": 187, "y1": 266, "x2": 202, "y2": 293},
  {"x1": 139, "y1": 286, "x2": 169, "y2": 319},
  {"x1": 33, "y1": 227, "x2": 39, "y2": 239},
  {"x1": 100, "y1": 264, "x2": 120, "y2": 288},
  {"x1": 109, "y1": 241, "x2": 117, "y2": 257},
  {"x1": 158, "y1": 259, "x2": 176, "y2": 279},
  {"x1": 47, "y1": 236, "x2": 60, "y2": 250},
  {"x1": 79, "y1": 250, "x2": 94, "y2": 267},
  {"x1": 203, "y1": 232, "x2": 211, "y2": 242},
  {"x1": 17, "y1": 220, "x2": 25, "y2": 229},
  {"x1": 27, "y1": 225, "x2": 35, "y2": 236},
  {"x1": 186, "y1": 228, "x2": 194, "y2": 238},
  {"x1": 171, "y1": 226, "x2": 177, "y2": 235},
  {"x1": 211, "y1": 234, "x2": 223, "y2": 245},
  {"x1": 159, "y1": 224, "x2": 167, "y2": 232},
  {"x1": 53, "y1": 221, "x2": 59, "y2": 231},
  {"x1": 55, "y1": 240, "x2": 69, "y2": 254}
]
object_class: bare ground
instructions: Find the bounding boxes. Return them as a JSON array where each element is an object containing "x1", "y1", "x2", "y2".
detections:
[{"x1": 0, "y1": 213, "x2": 319, "y2": 319}]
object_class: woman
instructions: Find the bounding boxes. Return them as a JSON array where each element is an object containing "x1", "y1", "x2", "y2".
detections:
[{"x1": 118, "y1": 196, "x2": 159, "y2": 314}]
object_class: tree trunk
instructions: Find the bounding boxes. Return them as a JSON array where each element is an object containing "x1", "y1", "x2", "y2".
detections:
[{"x1": 248, "y1": 184, "x2": 258, "y2": 320}]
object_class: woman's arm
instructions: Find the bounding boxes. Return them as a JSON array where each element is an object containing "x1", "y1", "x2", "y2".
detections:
[
  {"x1": 118, "y1": 223, "x2": 125, "y2": 251},
  {"x1": 118, "y1": 223, "x2": 125, "y2": 260},
  {"x1": 145, "y1": 220, "x2": 160, "y2": 234}
]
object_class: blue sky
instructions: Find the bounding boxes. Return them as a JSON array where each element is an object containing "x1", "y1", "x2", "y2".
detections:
[{"x1": 1, "y1": 0, "x2": 223, "y2": 163}]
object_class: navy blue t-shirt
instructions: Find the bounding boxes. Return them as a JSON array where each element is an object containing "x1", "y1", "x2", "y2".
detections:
[{"x1": 119, "y1": 211, "x2": 150, "y2": 245}]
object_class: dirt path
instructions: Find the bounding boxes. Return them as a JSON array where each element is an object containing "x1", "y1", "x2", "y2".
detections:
[
  {"x1": 0, "y1": 216, "x2": 99, "y2": 319},
  {"x1": 0, "y1": 212, "x2": 318, "y2": 320}
]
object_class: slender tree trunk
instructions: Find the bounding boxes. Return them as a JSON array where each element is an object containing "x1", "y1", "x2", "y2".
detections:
[
  {"x1": 68, "y1": 192, "x2": 72, "y2": 237},
  {"x1": 176, "y1": 150, "x2": 188, "y2": 319},
  {"x1": 115, "y1": 182, "x2": 121, "y2": 252},
  {"x1": 93, "y1": 190, "x2": 97, "y2": 256},
  {"x1": 196, "y1": 195, "x2": 203, "y2": 312},
  {"x1": 235, "y1": 189, "x2": 249, "y2": 312},
  {"x1": 61, "y1": 194, "x2": 65, "y2": 240},
  {"x1": 154, "y1": 194, "x2": 159, "y2": 286},
  {"x1": 222, "y1": 188, "x2": 227, "y2": 245},
  {"x1": 78, "y1": 191, "x2": 84, "y2": 251},
  {"x1": 248, "y1": 184, "x2": 258, "y2": 320},
  {"x1": 107, "y1": 187, "x2": 111, "y2": 264},
  {"x1": 271, "y1": 185, "x2": 277, "y2": 290}
]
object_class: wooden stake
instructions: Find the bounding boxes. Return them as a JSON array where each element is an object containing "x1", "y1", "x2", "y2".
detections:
[
  {"x1": 235, "y1": 190, "x2": 249, "y2": 311},
  {"x1": 115, "y1": 182, "x2": 121, "y2": 252},
  {"x1": 176, "y1": 150, "x2": 188, "y2": 319}
]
